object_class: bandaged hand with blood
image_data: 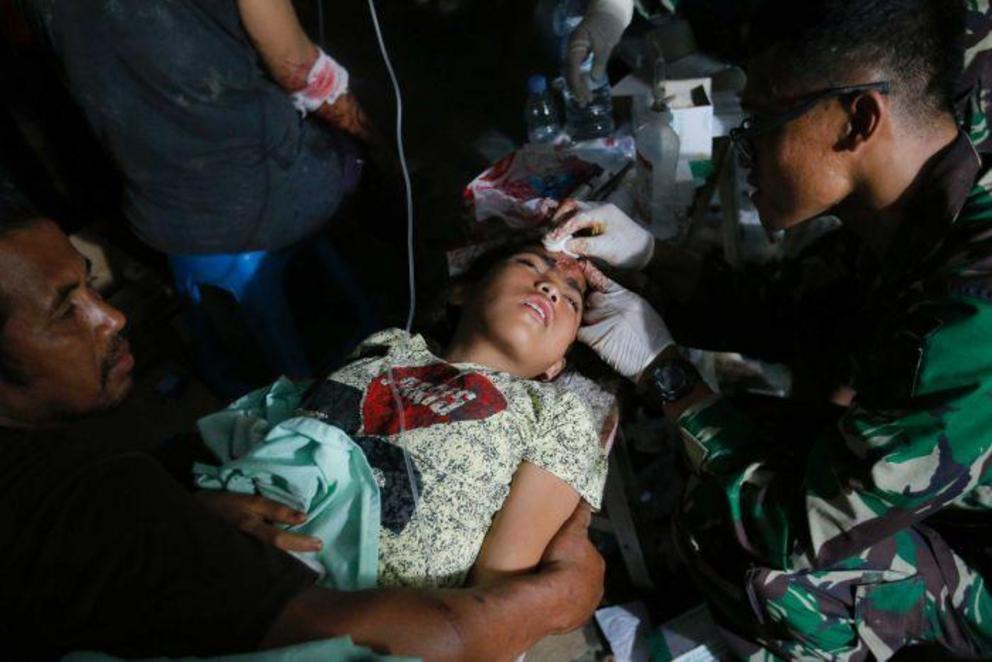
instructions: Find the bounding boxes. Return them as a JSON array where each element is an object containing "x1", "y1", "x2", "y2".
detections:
[
  {"x1": 291, "y1": 48, "x2": 350, "y2": 116},
  {"x1": 291, "y1": 48, "x2": 377, "y2": 145}
]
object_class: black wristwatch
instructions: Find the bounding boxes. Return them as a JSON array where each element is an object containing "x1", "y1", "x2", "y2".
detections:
[{"x1": 640, "y1": 355, "x2": 701, "y2": 406}]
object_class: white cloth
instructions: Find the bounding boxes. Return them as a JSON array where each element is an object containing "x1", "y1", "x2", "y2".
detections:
[
  {"x1": 542, "y1": 233, "x2": 580, "y2": 258},
  {"x1": 291, "y1": 48, "x2": 350, "y2": 117},
  {"x1": 548, "y1": 202, "x2": 655, "y2": 270}
]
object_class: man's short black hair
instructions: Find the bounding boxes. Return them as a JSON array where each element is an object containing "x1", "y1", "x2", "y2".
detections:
[
  {"x1": 0, "y1": 185, "x2": 42, "y2": 385},
  {"x1": 747, "y1": 0, "x2": 966, "y2": 122}
]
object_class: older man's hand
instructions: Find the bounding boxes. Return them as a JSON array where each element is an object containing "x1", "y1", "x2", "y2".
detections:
[
  {"x1": 317, "y1": 92, "x2": 377, "y2": 144},
  {"x1": 537, "y1": 502, "x2": 605, "y2": 633},
  {"x1": 195, "y1": 491, "x2": 323, "y2": 553}
]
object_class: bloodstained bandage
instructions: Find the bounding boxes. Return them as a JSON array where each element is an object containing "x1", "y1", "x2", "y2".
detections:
[{"x1": 291, "y1": 48, "x2": 350, "y2": 117}]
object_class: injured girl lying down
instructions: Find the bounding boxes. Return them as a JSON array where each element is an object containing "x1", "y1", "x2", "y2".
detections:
[{"x1": 194, "y1": 241, "x2": 609, "y2": 589}]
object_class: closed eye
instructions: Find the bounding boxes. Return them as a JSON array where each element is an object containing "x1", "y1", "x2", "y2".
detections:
[{"x1": 515, "y1": 257, "x2": 541, "y2": 271}]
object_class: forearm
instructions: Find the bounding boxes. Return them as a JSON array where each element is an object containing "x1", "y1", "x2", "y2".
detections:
[
  {"x1": 649, "y1": 353, "x2": 989, "y2": 571},
  {"x1": 262, "y1": 576, "x2": 573, "y2": 661},
  {"x1": 637, "y1": 350, "x2": 798, "y2": 567},
  {"x1": 237, "y1": 0, "x2": 317, "y2": 91}
]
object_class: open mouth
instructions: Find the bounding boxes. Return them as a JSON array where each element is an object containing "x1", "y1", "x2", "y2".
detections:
[
  {"x1": 522, "y1": 297, "x2": 553, "y2": 327},
  {"x1": 106, "y1": 339, "x2": 135, "y2": 382}
]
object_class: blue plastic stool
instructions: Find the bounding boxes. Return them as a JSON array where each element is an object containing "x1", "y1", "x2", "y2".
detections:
[
  {"x1": 170, "y1": 238, "x2": 381, "y2": 399},
  {"x1": 170, "y1": 249, "x2": 312, "y2": 397}
]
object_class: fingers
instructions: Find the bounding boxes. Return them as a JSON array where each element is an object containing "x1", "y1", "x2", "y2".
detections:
[
  {"x1": 546, "y1": 501, "x2": 592, "y2": 552},
  {"x1": 549, "y1": 215, "x2": 599, "y2": 244},
  {"x1": 196, "y1": 491, "x2": 321, "y2": 553},
  {"x1": 322, "y1": 93, "x2": 375, "y2": 143},
  {"x1": 548, "y1": 203, "x2": 615, "y2": 243},
  {"x1": 564, "y1": 234, "x2": 610, "y2": 258},
  {"x1": 589, "y1": 48, "x2": 609, "y2": 86},
  {"x1": 580, "y1": 260, "x2": 615, "y2": 293},
  {"x1": 564, "y1": 236, "x2": 589, "y2": 256},
  {"x1": 577, "y1": 319, "x2": 609, "y2": 345},
  {"x1": 565, "y1": 501, "x2": 593, "y2": 530},
  {"x1": 538, "y1": 198, "x2": 562, "y2": 221},
  {"x1": 239, "y1": 517, "x2": 323, "y2": 553},
  {"x1": 247, "y1": 494, "x2": 307, "y2": 526},
  {"x1": 550, "y1": 199, "x2": 583, "y2": 227},
  {"x1": 581, "y1": 297, "x2": 610, "y2": 322},
  {"x1": 566, "y1": 34, "x2": 592, "y2": 107}
]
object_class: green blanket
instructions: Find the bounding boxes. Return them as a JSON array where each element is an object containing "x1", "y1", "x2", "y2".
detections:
[
  {"x1": 64, "y1": 636, "x2": 418, "y2": 661},
  {"x1": 194, "y1": 378, "x2": 380, "y2": 591}
]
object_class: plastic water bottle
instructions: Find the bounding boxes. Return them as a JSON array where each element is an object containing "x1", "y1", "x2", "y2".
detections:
[
  {"x1": 633, "y1": 58, "x2": 681, "y2": 239},
  {"x1": 525, "y1": 75, "x2": 561, "y2": 144},
  {"x1": 562, "y1": 74, "x2": 615, "y2": 141},
  {"x1": 546, "y1": 0, "x2": 615, "y2": 141}
]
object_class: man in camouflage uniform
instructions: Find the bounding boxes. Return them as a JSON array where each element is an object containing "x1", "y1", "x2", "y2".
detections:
[{"x1": 548, "y1": 0, "x2": 992, "y2": 658}]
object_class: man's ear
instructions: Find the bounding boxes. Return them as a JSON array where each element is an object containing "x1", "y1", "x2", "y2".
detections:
[
  {"x1": 842, "y1": 91, "x2": 884, "y2": 152},
  {"x1": 539, "y1": 358, "x2": 566, "y2": 382}
]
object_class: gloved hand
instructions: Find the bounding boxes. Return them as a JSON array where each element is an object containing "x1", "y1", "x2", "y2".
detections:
[
  {"x1": 565, "y1": 0, "x2": 634, "y2": 106},
  {"x1": 579, "y1": 262, "x2": 673, "y2": 381},
  {"x1": 547, "y1": 200, "x2": 654, "y2": 270}
]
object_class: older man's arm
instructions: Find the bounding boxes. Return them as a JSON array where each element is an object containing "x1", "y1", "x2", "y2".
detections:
[{"x1": 259, "y1": 503, "x2": 605, "y2": 662}]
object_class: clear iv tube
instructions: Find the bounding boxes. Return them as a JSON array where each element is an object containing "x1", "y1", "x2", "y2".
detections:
[
  {"x1": 367, "y1": 0, "x2": 416, "y2": 334},
  {"x1": 366, "y1": 1, "x2": 424, "y2": 530}
]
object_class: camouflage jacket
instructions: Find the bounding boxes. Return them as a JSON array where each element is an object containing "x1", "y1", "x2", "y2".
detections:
[
  {"x1": 964, "y1": 0, "x2": 992, "y2": 152},
  {"x1": 657, "y1": 131, "x2": 992, "y2": 575}
]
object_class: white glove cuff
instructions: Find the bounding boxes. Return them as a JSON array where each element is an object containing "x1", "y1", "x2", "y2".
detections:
[
  {"x1": 291, "y1": 48, "x2": 350, "y2": 117},
  {"x1": 634, "y1": 342, "x2": 673, "y2": 382},
  {"x1": 633, "y1": 237, "x2": 656, "y2": 271}
]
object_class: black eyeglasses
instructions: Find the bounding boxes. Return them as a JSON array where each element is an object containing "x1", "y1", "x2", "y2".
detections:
[{"x1": 730, "y1": 81, "x2": 891, "y2": 168}]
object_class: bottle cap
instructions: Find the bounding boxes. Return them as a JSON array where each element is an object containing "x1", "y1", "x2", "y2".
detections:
[{"x1": 527, "y1": 75, "x2": 548, "y2": 94}]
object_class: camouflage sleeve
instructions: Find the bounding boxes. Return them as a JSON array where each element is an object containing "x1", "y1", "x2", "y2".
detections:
[
  {"x1": 678, "y1": 290, "x2": 992, "y2": 571},
  {"x1": 962, "y1": 1, "x2": 992, "y2": 152}
]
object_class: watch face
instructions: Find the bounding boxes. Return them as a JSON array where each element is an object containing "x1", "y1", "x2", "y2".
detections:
[
  {"x1": 652, "y1": 359, "x2": 697, "y2": 403},
  {"x1": 659, "y1": 363, "x2": 688, "y2": 392}
]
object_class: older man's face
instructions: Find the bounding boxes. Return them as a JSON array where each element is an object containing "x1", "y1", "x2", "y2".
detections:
[{"x1": 0, "y1": 220, "x2": 133, "y2": 425}]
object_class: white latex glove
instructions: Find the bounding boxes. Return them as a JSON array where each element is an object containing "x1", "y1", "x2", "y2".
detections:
[
  {"x1": 547, "y1": 200, "x2": 654, "y2": 270},
  {"x1": 579, "y1": 263, "x2": 673, "y2": 381},
  {"x1": 566, "y1": 0, "x2": 635, "y2": 106}
]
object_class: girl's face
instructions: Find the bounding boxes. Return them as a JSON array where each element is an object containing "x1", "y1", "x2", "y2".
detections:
[{"x1": 460, "y1": 247, "x2": 586, "y2": 379}]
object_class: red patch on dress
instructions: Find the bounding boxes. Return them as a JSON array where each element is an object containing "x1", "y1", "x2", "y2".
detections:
[{"x1": 362, "y1": 363, "x2": 508, "y2": 436}]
